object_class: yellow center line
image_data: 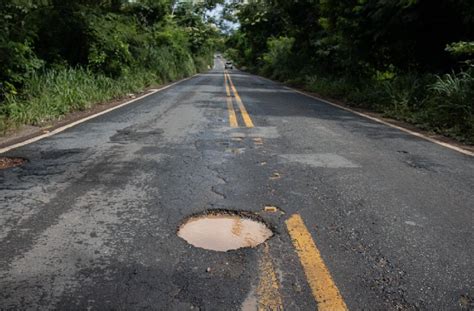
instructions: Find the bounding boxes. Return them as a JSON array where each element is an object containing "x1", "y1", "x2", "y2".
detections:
[
  {"x1": 286, "y1": 214, "x2": 348, "y2": 311},
  {"x1": 224, "y1": 70, "x2": 231, "y2": 97},
  {"x1": 225, "y1": 72, "x2": 255, "y2": 128},
  {"x1": 257, "y1": 243, "x2": 284, "y2": 310},
  {"x1": 226, "y1": 97, "x2": 238, "y2": 128},
  {"x1": 224, "y1": 73, "x2": 238, "y2": 127}
]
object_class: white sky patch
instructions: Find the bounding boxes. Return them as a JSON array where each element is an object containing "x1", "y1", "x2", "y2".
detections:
[{"x1": 207, "y1": 3, "x2": 239, "y2": 32}]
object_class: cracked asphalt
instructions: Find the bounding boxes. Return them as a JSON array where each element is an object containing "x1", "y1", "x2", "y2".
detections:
[{"x1": 1, "y1": 59, "x2": 473, "y2": 310}]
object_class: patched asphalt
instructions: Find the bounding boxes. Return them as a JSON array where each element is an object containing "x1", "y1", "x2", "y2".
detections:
[{"x1": 1, "y1": 60, "x2": 473, "y2": 310}]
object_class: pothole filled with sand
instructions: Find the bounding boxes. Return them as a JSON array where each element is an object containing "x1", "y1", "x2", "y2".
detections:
[{"x1": 0, "y1": 157, "x2": 27, "y2": 170}]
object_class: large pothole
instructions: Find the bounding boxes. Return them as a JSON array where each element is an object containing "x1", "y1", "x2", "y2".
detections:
[
  {"x1": 0, "y1": 157, "x2": 27, "y2": 170},
  {"x1": 177, "y1": 210, "x2": 273, "y2": 252}
]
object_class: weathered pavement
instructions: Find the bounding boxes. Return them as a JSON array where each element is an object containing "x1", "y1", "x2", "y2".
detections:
[{"x1": 1, "y1": 59, "x2": 473, "y2": 310}]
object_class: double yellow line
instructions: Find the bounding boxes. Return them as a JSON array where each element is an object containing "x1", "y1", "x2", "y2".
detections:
[
  {"x1": 224, "y1": 71, "x2": 254, "y2": 128},
  {"x1": 222, "y1": 67, "x2": 347, "y2": 310}
]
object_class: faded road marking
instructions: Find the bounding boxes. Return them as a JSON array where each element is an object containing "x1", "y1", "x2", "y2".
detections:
[
  {"x1": 226, "y1": 94, "x2": 239, "y2": 128},
  {"x1": 279, "y1": 154, "x2": 359, "y2": 168},
  {"x1": 226, "y1": 72, "x2": 254, "y2": 128},
  {"x1": 253, "y1": 137, "x2": 263, "y2": 145},
  {"x1": 286, "y1": 214, "x2": 348, "y2": 311},
  {"x1": 214, "y1": 126, "x2": 280, "y2": 139},
  {"x1": 257, "y1": 243, "x2": 283, "y2": 310}
]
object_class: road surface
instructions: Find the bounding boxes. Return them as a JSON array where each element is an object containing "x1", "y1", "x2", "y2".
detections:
[{"x1": 1, "y1": 59, "x2": 473, "y2": 310}]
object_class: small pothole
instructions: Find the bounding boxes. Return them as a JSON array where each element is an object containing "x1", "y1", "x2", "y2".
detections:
[
  {"x1": 0, "y1": 157, "x2": 27, "y2": 170},
  {"x1": 177, "y1": 210, "x2": 273, "y2": 252},
  {"x1": 270, "y1": 172, "x2": 281, "y2": 180}
]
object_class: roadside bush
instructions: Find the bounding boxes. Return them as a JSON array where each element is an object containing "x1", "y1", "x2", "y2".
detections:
[
  {"x1": 304, "y1": 75, "x2": 377, "y2": 108},
  {"x1": 378, "y1": 74, "x2": 433, "y2": 121},
  {"x1": 87, "y1": 13, "x2": 138, "y2": 77},
  {"x1": 305, "y1": 75, "x2": 353, "y2": 99},
  {"x1": 224, "y1": 48, "x2": 240, "y2": 62},
  {"x1": 445, "y1": 41, "x2": 474, "y2": 67},
  {"x1": 0, "y1": 1, "x2": 43, "y2": 99},
  {"x1": 0, "y1": 67, "x2": 159, "y2": 128},
  {"x1": 193, "y1": 54, "x2": 212, "y2": 72},
  {"x1": 261, "y1": 37, "x2": 295, "y2": 79},
  {"x1": 227, "y1": 0, "x2": 474, "y2": 144},
  {"x1": 148, "y1": 25, "x2": 199, "y2": 80},
  {"x1": 424, "y1": 70, "x2": 474, "y2": 142},
  {"x1": 0, "y1": 1, "x2": 220, "y2": 134},
  {"x1": 0, "y1": 40, "x2": 44, "y2": 98},
  {"x1": 303, "y1": 71, "x2": 474, "y2": 143}
]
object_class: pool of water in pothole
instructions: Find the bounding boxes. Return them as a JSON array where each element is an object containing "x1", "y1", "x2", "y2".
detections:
[{"x1": 178, "y1": 213, "x2": 273, "y2": 252}]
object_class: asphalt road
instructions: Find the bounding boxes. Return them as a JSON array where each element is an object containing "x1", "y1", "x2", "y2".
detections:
[{"x1": 1, "y1": 59, "x2": 473, "y2": 310}]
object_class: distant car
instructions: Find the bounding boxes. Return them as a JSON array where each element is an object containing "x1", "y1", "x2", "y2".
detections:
[{"x1": 224, "y1": 61, "x2": 233, "y2": 70}]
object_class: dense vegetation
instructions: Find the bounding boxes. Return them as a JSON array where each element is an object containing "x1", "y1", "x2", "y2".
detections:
[
  {"x1": 0, "y1": 0, "x2": 223, "y2": 132},
  {"x1": 225, "y1": 0, "x2": 474, "y2": 144}
]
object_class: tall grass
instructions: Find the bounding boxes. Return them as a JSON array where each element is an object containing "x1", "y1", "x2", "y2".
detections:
[
  {"x1": 424, "y1": 70, "x2": 474, "y2": 140},
  {"x1": 303, "y1": 70, "x2": 474, "y2": 143},
  {"x1": 0, "y1": 68, "x2": 158, "y2": 130},
  {"x1": 0, "y1": 49, "x2": 212, "y2": 133}
]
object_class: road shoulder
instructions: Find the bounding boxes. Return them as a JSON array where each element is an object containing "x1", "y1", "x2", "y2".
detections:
[
  {"x1": 249, "y1": 71, "x2": 474, "y2": 156},
  {"x1": 0, "y1": 75, "x2": 198, "y2": 153}
]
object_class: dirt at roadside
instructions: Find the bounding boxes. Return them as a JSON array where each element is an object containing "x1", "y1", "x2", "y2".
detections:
[{"x1": 0, "y1": 88, "x2": 157, "y2": 150}]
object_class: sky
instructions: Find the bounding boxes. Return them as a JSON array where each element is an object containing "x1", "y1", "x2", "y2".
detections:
[{"x1": 207, "y1": 2, "x2": 239, "y2": 33}]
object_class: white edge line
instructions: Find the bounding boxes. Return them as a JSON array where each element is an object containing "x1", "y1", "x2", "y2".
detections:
[
  {"x1": 0, "y1": 75, "x2": 197, "y2": 154},
  {"x1": 212, "y1": 69, "x2": 472, "y2": 156},
  {"x1": 282, "y1": 86, "x2": 473, "y2": 157}
]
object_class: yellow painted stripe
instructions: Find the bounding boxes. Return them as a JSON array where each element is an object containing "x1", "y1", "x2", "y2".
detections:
[
  {"x1": 226, "y1": 97, "x2": 238, "y2": 128},
  {"x1": 226, "y1": 72, "x2": 254, "y2": 128},
  {"x1": 224, "y1": 73, "x2": 238, "y2": 127},
  {"x1": 286, "y1": 214, "x2": 348, "y2": 311},
  {"x1": 224, "y1": 71, "x2": 231, "y2": 97},
  {"x1": 257, "y1": 243, "x2": 284, "y2": 310}
]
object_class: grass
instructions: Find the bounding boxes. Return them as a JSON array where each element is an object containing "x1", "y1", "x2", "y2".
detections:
[
  {"x1": 302, "y1": 71, "x2": 474, "y2": 144},
  {"x1": 0, "y1": 68, "x2": 158, "y2": 132},
  {"x1": 0, "y1": 53, "x2": 212, "y2": 134}
]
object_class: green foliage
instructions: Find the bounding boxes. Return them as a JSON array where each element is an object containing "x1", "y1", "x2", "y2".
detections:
[
  {"x1": 226, "y1": 0, "x2": 474, "y2": 143},
  {"x1": 262, "y1": 37, "x2": 295, "y2": 79},
  {"x1": 303, "y1": 71, "x2": 474, "y2": 143},
  {"x1": 0, "y1": 67, "x2": 158, "y2": 130},
  {"x1": 0, "y1": 65, "x2": 172, "y2": 133},
  {"x1": 0, "y1": 1, "x2": 45, "y2": 97},
  {"x1": 379, "y1": 74, "x2": 432, "y2": 119},
  {"x1": 125, "y1": 0, "x2": 170, "y2": 26},
  {"x1": 0, "y1": 41, "x2": 44, "y2": 96},
  {"x1": 87, "y1": 13, "x2": 137, "y2": 76},
  {"x1": 424, "y1": 70, "x2": 474, "y2": 141},
  {"x1": 446, "y1": 41, "x2": 474, "y2": 67},
  {"x1": 224, "y1": 48, "x2": 239, "y2": 62},
  {"x1": 446, "y1": 42, "x2": 474, "y2": 56},
  {"x1": 0, "y1": 0, "x2": 220, "y2": 133}
]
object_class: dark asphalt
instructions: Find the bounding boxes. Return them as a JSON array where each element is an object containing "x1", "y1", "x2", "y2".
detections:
[{"x1": 1, "y1": 59, "x2": 473, "y2": 310}]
